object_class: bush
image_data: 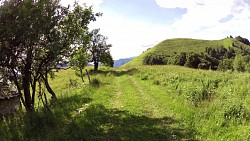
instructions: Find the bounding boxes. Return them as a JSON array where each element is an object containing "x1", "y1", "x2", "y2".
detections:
[
  {"x1": 233, "y1": 56, "x2": 246, "y2": 72},
  {"x1": 184, "y1": 53, "x2": 201, "y2": 68},
  {"x1": 143, "y1": 54, "x2": 167, "y2": 65},
  {"x1": 217, "y1": 59, "x2": 234, "y2": 71},
  {"x1": 91, "y1": 78, "x2": 100, "y2": 87}
]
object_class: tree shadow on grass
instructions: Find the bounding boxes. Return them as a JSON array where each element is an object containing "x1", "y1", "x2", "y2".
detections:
[
  {"x1": 0, "y1": 94, "x2": 93, "y2": 141},
  {"x1": 0, "y1": 97, "x2": 198, "y2": 140},
  {"x1": 67, "y1": 104, "x2": 198, "y2": 141}
]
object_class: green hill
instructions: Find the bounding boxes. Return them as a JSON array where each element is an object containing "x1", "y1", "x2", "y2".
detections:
[{"x1": 123, "y1": 38, "x2": 250, "y2": 69}]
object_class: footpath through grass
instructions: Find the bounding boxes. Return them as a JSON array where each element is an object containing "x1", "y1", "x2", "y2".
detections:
[{"x1": 2, "y1": 66, "x2": 250, "y2": 140}]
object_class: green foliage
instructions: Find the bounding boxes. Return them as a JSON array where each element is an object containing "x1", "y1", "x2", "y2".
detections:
[
  {"x1": 127, "y1": 37, "x2": 250, "y2": 72},
  {"x1": 91, "y1": 78, "x2": 101, "y2": 87},
  {"x1": 233, "y1": 56, "x2": 246, "y2": 72},
  {"x1": 0, "y1": 0, "x2": 98, "y2": 111},
  {"x1": 143, "y1": 53, "x2": 166, "y2": 65},
  {"x1": 101, "y1": 51, "x2": 114, "y2": 67},
  {"x1": 235, "y1": 36, "x2": 250, "y2": 45},
  {"x1": 3, "y1": 66, "x2": 250, "y2": 140},
  {"x1": 141, "y1": 40, "x2": 250, "y2": 73},
  {"x1": 70, "y1": 48, "x2": 88, "y2": 83},
  {"x1": 88, "y1": 29, "x2": 113, "y2": 71},
  {"x1": 218, "y1": 59, "x2": 234, "y2": 71}
]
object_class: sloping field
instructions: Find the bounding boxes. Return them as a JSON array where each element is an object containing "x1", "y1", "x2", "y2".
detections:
[{"x1": 123, "y1": 38, "x2": 250, "y2": 68}]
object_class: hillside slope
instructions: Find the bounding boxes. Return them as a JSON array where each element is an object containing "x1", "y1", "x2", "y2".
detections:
[{"x1": 123, "y1": 38, "x2": 250, "y2": 68}]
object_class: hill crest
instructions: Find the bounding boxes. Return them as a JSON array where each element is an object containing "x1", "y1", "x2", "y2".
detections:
[{"x1": 122, "y1": 37, "x2": 250, "y2": 69}]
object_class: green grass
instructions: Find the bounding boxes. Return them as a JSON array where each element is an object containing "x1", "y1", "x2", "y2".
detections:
[
  {"x1": 123, "y1": 38, "x2": 250, "y2": 68},
  {"x1": 2, "y1": 64, "x2": 250, "y2": 140}
]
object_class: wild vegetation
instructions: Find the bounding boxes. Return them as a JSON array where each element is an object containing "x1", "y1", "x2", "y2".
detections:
[
  {"x1": 142, "y1": 37, "x2": 250, "y2": 72},
  {"x1": 0, "y1": 0, "x2": 112, "y2": 112},
  {"x1": 1, "y1": 0, "x2": 250, "y2": 140},
  {"x1": 1, "y1": 66, "x2": 250, "y2": 140}
]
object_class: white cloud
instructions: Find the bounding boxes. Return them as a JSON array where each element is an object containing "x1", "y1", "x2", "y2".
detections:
[
  {"x1": 89, "y1": 14, "x2": 173, "y2": 59},
  {"x1": 61, "y1": 0, "x2": 250, "y2": 59},
  {"x1": 155, "y1": 0, "x2": 250, "y2": 40}
]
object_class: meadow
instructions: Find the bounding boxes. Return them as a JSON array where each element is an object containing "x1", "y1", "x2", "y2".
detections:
[{"x1": 1, "y1": 65, "x2": 250, "y2": 140}]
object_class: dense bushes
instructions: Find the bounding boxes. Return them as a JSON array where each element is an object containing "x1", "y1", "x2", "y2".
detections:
[
  {"x1": 235, "y1": 36, "x2": 250, "y2": 45},
  {"x1": 143, "y1": 53, "x2": 168, "y2": 65}
]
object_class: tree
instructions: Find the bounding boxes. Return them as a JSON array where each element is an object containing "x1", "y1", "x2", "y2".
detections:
[
  {"x1": 0, "y1": 0, "x2": 97, "y2": 112},
  {"x1": 101, "y1": 51, "x2": 114, "y2": 67},
  {"x1": 69, "y1": 48, "x2": 88, "y2": 83},
  {"x1": 88, "y1": 29, "x2": 112, "y2": 71},
  {"x1": 235, "y1": 36, "x2": 250, "y2": 45},
  {"x1": 233, "y1": 56, "x2": 246, "y2": 72}
]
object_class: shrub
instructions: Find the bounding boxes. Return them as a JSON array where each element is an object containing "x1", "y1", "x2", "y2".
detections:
[
  {"x1": 184, "y1": 53, "x2": 201, "y2": 68},
  {"x1": 91, "y1": 78, "x2": 100, "y2": 87},
  {"x1": 217, "y1": 59, "x2": 234, "y2": 71},
  {"x1": 233, "y1": 56, "x2": 246, "y2": 72},
  {"x1": 143, "y1": 54, "x2": 167, "y2": 65}
]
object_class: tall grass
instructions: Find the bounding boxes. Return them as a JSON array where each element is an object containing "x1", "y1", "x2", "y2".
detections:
[
  {"x1": 137, "y1": 65, "x2": 250, "y2": 140},
  {"x1": 2, "y1": 65, "x2": 250, "y2": 140}
]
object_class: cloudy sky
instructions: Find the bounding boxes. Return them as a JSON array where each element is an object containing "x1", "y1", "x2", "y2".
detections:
[{"x1": 61, "y1": 0, "x2": 250, "y2": 60}]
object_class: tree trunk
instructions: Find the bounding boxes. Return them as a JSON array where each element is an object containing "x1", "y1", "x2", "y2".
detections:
[
  {"x1": 80, "y1": 69, "x2": 84, "y2": 83},
  {"x1": 94, "y1": 61, "x2": 98, "y2": 71},
  {"x1": 31, "y1": 79, "x2": 37, "y2": 105},
  {"x1": 23, "y1": 71, "x2": 34, "y2": 112},
  {"x1": 11, "y1": 68, "x2": 27, "y2": 110},
  {"x1": 22, "y1": 49, "x2": 34, "y2": 112},
  {"x1": 85, "y1": 69, "x2": 91, "y2": 84},
  {"x1": 42, "y1": 74, "x2": 57, "y2": 100}
]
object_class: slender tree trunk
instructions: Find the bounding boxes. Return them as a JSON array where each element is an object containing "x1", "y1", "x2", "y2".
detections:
[
  {"x1": 80, "y1": 69, "x2": 84, "y2": 83},
  {"x1": 31, "y1": 79, "x2": 37, "y2": 105},
  {"x1": 23, "y1": 70, "x2": 34, "y2": 112},
  {"x1": 94, "y1": 61, "x2": 98, "y2": 71},
  {"x1": 85, "y1": 69, "x2": 91, "y2": 84},
  {"x1": 42, "y1": 73, "x2": 57, "y2": 100},
  {"x1": 11, "y1": 68, "x2": 27, "y2": 110}
]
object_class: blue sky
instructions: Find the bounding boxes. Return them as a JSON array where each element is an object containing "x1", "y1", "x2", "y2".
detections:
[{"x1": 61, "y1": 0, "x2": 250, "y2": 60}]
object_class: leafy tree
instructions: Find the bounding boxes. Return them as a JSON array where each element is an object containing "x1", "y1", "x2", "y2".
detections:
[
  {"x1": 217, "y1": 59, "x2": 234, "y2": 71},
  {"x1": 88, "y1": 29, "x2": 112, "y2": 71},
  {"x1": 70, "y1": 48, "x2": 88, "y2": 83},
  {"x1": 184, "y1": 53, "x2": 201, "y2": 68},
  {"x1": 233, "y1": 56, "x2": 246, "y2": 72},
  {"x1": 0, "y1": 0, "x2": 97, "y2": 112},
  {"x1": 101, "y1": 51, "x2": 114, "y2": 67}
]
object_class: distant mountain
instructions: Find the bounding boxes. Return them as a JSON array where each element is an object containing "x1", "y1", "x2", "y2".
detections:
[{"x1": 114, "y1": 57, "x2": 135, "y2": 68}]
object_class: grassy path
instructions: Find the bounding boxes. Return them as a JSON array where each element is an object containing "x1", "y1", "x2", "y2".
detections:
[
  {"x1": 112, "y1": 73, "x2": 178, "y2": 118},
  {"x1": 106, "y1": 72, "x2": 196, "y2": 140},
  {"x1": 112, "y1": 76, "x2": 123, "y2": 109},
  {"x1": 111, "y1": 74, "x2": 161, "y2": 116}
]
